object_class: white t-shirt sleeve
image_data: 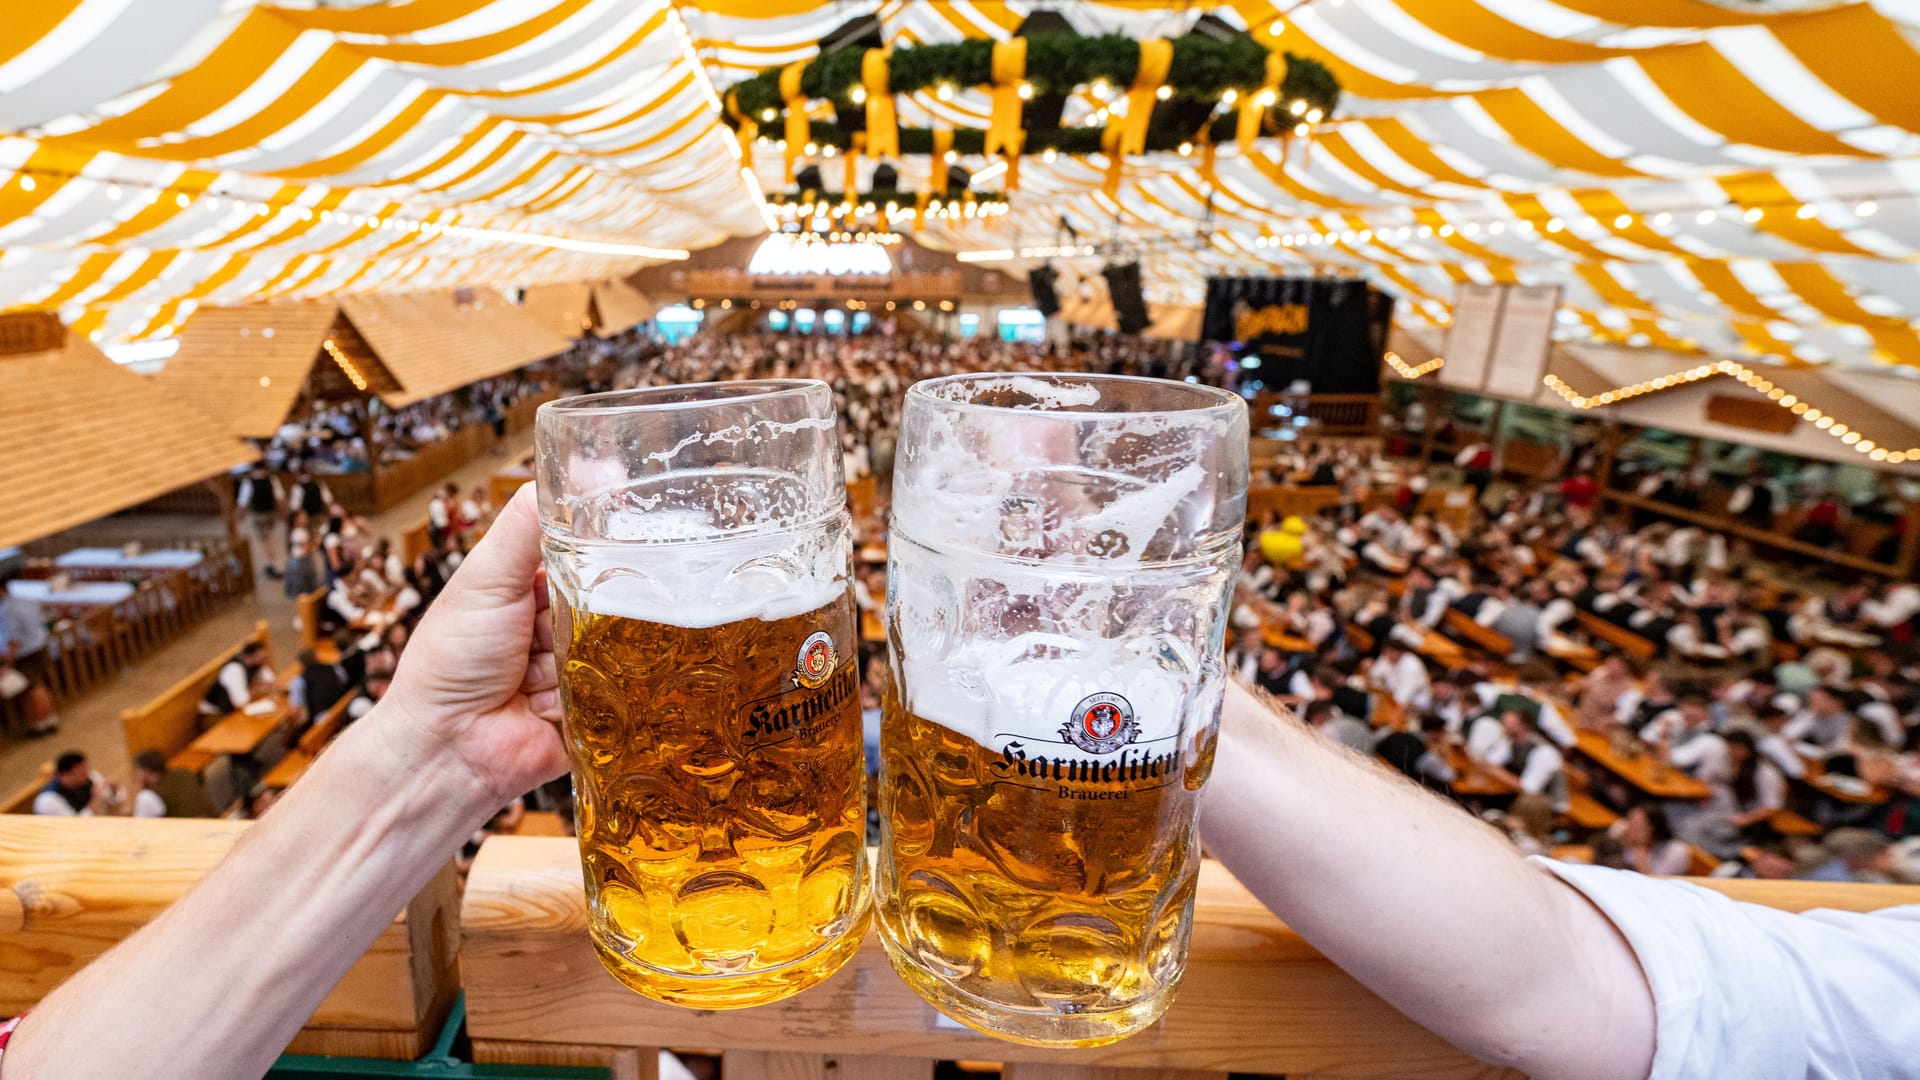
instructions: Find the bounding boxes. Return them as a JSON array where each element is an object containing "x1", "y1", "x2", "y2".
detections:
[
  {"x1": 1535, "y1": 858, "x2": 1920, "y2": 1080},
  {"x1": 32, "y1": 789, "x2": 79, "y2": 816},
  {"x1": 1517, "y1": 743, "x2": 1563, "y2": 796},
  {"x1": 134, "y1": 788, "x2": 167, "y2": 818},
  {"x1": 219, "y1": 662, "x2": 252, "y2": 712}
]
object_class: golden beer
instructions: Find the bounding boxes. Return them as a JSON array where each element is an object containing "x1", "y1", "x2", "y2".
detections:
[
  {"x1": 556, "y1": 590, "x2": 870, "y2": 1009},
  {"x1": 876, "y1": 661, "x2": 1215, "y2": 1046},
  {"x1": 878, "y1": 373, "x2": 1246, "y2": 1046}
]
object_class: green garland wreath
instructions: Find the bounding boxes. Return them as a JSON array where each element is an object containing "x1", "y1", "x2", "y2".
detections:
[{"x1": 726, "y1": 33, "x2": 1340, "y2": 156}]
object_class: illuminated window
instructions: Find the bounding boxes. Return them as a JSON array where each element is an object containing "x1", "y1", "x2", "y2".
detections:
[{"x1": 747, "y1": 234, "x2": 893, "y2": 276}]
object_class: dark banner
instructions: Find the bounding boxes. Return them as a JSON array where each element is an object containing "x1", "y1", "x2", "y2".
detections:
[{"x1": 1201, "y1": 277, "x2": 1393, "y2": 394}]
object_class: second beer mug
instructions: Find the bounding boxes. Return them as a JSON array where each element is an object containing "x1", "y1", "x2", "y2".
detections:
[
  {"x1": 878, "y1": 374, "x2": 1248, "y2": 1046},
  {"x1": 536, "y1": 381, "x2": 870, "y2": 1010}
]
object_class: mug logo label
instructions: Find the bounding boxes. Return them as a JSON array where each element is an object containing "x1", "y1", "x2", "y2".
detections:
[
  {"x1": 795, "y1": 631, "x2": 837, "y2": 689},
  {"x1": 1062, "y1": 692, "x2": 1139, "y2": 755}
]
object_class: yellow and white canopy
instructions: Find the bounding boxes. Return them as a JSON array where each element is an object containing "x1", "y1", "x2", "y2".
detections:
[
  {"x1": 7, "y1": 0, "x2": 1920, "y2": 379},
  {"x1": 695, "y1": 0, "x2": 1920, "y2": 373},
  {"x1": 0, "y1": 0, "x2": 767, "y2": 342}
]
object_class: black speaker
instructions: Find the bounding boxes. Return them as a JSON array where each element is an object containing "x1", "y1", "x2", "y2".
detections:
[
  {"x1": 1103, "y1": 262, "x2": 1151, "y2": 335},
  {"x1": 1029, "y1": 265, "x2": 1061, "y2": 317}
]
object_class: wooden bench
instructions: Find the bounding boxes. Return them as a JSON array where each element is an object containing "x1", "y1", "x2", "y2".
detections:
[
  {"x1": 402, "y1": 519, "x2": 434, "y2": 565},
  {"x1": 1443, "y1": 607, "x2": 1513, "y2": 660},
  {"x1": 122, "y1": 620, "x2": 273, "y2": 770},
  {"x1": 0, "y1": 816, "x2": 458, "y2": 1059},
  {"x1": 1770, "y1": 808, "x2": 1823, "y2": 837},
  {"x1": 1563, "y1": 769, "x2": 1621, "y2": 832},
  {"x1": 1564, "y1": 791, "x2": 1621, "y2": 831},
  {"x1": 1347, "y1": 625, "x2": 1376, "y2": 654},
  {"x1": 295, "y1": 587, "x2": 341, "y2": 664},
  {"x1": 1, "y1": 763, "x2": 52, "y2": 815},
  {"x1": 1575, "y1": 611, "x2": 1658, "y2": 662},
  {"x1": 461, "y1": 839, "x2": 1920, "y2": 1077},
  {"x1": 262, "y1": 691, "x2": 356, "y2": 790}
]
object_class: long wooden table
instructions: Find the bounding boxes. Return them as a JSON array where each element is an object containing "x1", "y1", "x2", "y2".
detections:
[
  {"x1": 1572, "y1": 729, "x2": 1712, "y2": 801},
  {"x1": 185, "y1": 697, "x2": 292, "y2": 757}
]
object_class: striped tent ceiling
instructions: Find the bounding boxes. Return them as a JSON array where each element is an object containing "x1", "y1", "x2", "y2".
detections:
[
  {"x1": 696, "y1": 0, "x2": 1920, "y2": 372},
  {"x1": 8, "y1": 0, "x2": 1920, "y2": 377},
  {"x1": 0, "y1": 0, "x2": 768, "y2": 343}
]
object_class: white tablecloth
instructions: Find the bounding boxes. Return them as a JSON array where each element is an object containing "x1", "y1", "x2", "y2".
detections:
[
  {"x1": 7, "y1": 580, "x2": 135, "y2": 605},
  {"x1": 55, "y1": 547, "x2": 204, "y2": 570}
]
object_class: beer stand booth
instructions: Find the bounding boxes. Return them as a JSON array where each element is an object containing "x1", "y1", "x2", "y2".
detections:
[{"x1": 155, "y1": 288, "x2": 574, "y2": 516}]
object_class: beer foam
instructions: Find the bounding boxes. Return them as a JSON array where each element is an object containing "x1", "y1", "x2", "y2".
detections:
[
  {"x1": 572, "y1": 524, "x2": 844, "y2": 630},
  {"x1": 898, "y1": 633, "x2": 1194, "y2": 752}
]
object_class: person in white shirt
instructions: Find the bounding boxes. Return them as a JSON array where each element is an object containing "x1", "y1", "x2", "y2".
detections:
[
  {"x1": 1783, "y1": 686, "x2": 1857, "y2": 759},
  {"x1": 1641, "y1": 694, "x2": 1732, "y2": 788},
  {"x1": 1466, "y1": 708, "x2": 1570, "y2": 812},
  {"x1": 20, "y1": 458, "x2": 1920, "y2": 1080},
  {"x1": 1368, "y1": 640, "x2": 1431, "y2": 711},
  {"x1": 199, "y1": 641, "x2": 270, "y2": 718},
  {"x1": 131, "y1": 749, "x2": 169, "y2": 819},
  {"x1": 33, "y1": 751, "x2": 114, "y2": 817}
]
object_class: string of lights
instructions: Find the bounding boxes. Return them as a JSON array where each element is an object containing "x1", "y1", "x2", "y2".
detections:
[
  {"x1": 321, "y1": 337, "x2": 369, "y2": 392},
  {"x1": 1, "y1": 165, "x2": 690, "y2": 260},
  {"x1": 1384, "y1": 350, "x2": 1444, "y2": 379},
  {"x1": 1543, "y1": 360, "x2": 1918, "y2": 464},
  {"x1": 1249, "y1": 192, "x2": 1898, "y2": 252}
]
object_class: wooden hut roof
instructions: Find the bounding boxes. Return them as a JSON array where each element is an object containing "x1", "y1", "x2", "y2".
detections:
[
  {"x1": 153, "y1": 301, "x2": 341, "y2": 438},
  {"x1": 0, "y1": 317, "x2": 256, "y2": 547},
  {"x1": 589, "y1": 279, "x2": 657, "y2": 336},
  {"x1": 518, "y1": 283, "x2": 594, "y2": 342},
  {"x1": 339, "y1": 289, "x2": 571, "y2": 407}
]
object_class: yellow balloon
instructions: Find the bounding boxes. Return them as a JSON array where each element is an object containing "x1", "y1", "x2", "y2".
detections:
[{"x1": 1260, "y1": 531, "x2": 1304, "y2": 563}]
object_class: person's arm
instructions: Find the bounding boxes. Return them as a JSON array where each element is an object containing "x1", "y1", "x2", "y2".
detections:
[
  {"x1": 4, "y1": 487, "x2": 566, "y2": 1080},
  {"x1": 1536, "y1": 701, "x2": 1577, "y2": 749},
  {"x1": 1202, "y1": 682, "x2": 1655, "y2": 1080},
  {"x1": 218, "y1": 663, "x2": 252, "y2": 712}
]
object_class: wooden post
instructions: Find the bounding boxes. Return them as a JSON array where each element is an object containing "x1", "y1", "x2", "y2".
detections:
[
  {"x1": 1485, "y1": 397, "x2": 1509, "y2": 475},
  {"x1": 1595, "y1": 421, "x2": 1623, "y2": 491},
  {"x1": 1417, "y1": 385, "x2": 1443, "y2": 465},
  {"x1": 1897, "y1": 496, "x2": 1920, "y2": 579}
]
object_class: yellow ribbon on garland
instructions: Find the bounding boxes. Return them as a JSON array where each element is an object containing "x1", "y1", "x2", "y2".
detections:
[
  {"x1": 1100, "y1": 124, "x2": 1125, "y2": 197},
  {"x1": 862, "y1": 49, "x2": 898, "y2": 159},
  {"x1": 1237, "y1": 52, "x2": 1287, "y2": 149},
  {"x1": 931, "y1": 127, "x2": 954, "y2": 193},
  {"x1": 724, "y1": 90, "x2": 757, "y2": 161},
  {"x1": 845, "y1": 133, "x2": 864, "y2": 192},
  {"x1": 780, "y1": 61, "x2": 810, "y2": 182},
  {"x1": 1003, "y1": 129, "x2": 1025, "y2": 193},
  {"x1": 914, "y1": 191, "x2": 929, "y2": 231},
  {"x1": 1121, "y1": 38, "x2": 1172, "y2": 155},
  {"x1": 986, "y1": 37, "x2": 1027, "y2": 157}
]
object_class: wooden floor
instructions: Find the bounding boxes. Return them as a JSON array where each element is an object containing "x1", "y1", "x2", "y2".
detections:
[{"x1": 0, "y1": 432, "x2": 536, "y2": 797}]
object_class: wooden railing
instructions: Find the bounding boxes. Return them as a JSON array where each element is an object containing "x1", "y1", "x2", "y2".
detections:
[
  {"x1": 459, "y1": 839, "x2": 1920, "y2": 1078},
  {"x1": 1605, "y1": 488, "x2": 1914, "y2": 578},
  {"x1": 13, "y1": 538, "x2": 255, "y2": 705},
  {"x1": 1250, "y1": 394, "x2": 1381, "y2": 438},
  {"x1": 5, "y1": 824, "x2": 1920, "y2": 1075},
  {"x1": 0, "y1": 817, "x2": 459, "y2": 1060}
]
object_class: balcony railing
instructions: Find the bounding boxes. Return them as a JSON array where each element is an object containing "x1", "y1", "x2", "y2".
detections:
[{"x1": 8, "y1": 819, "x2": 1920, "y2": 1078}]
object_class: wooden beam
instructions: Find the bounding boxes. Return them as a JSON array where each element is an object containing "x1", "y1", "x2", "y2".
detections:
[
  {"x1": 1895, "y1": 497, "x2": 1920, "y2": 582},
  {"x1": 461, "y1": 839, "x2": 1920, "y2": 1079},
  {"x1": 0, "y1": 817, "x2": 459, "y2": 1060}
]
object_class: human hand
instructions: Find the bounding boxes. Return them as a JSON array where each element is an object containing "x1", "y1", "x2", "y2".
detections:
[{"x1": 380, "y1": 485, "x2": 567, "y2": 808}]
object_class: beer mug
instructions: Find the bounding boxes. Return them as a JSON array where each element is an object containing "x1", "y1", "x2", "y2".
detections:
[
  {"x1": 535, "y1": 381, "x2": 870, "y2": 1009},
  {"x1": 877, "y1": 374, "x2": 1248, "y2": 1046}
]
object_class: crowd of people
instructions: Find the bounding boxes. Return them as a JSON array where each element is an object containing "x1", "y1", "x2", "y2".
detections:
[
  {"x1": 1233, "y1": 438, "x2": 1920, "y2": 885},
  {"x1": 18, "y1": 327, "x2": 1920, "y2": 894}
]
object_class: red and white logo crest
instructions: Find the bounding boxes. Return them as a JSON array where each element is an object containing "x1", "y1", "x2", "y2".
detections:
[
  {"x1": 1061, "y1": 692, "x2": 1139, "y2": 755},
  {"x1": 794, "y1": 630, "x2": 837, "y2": 689}
]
